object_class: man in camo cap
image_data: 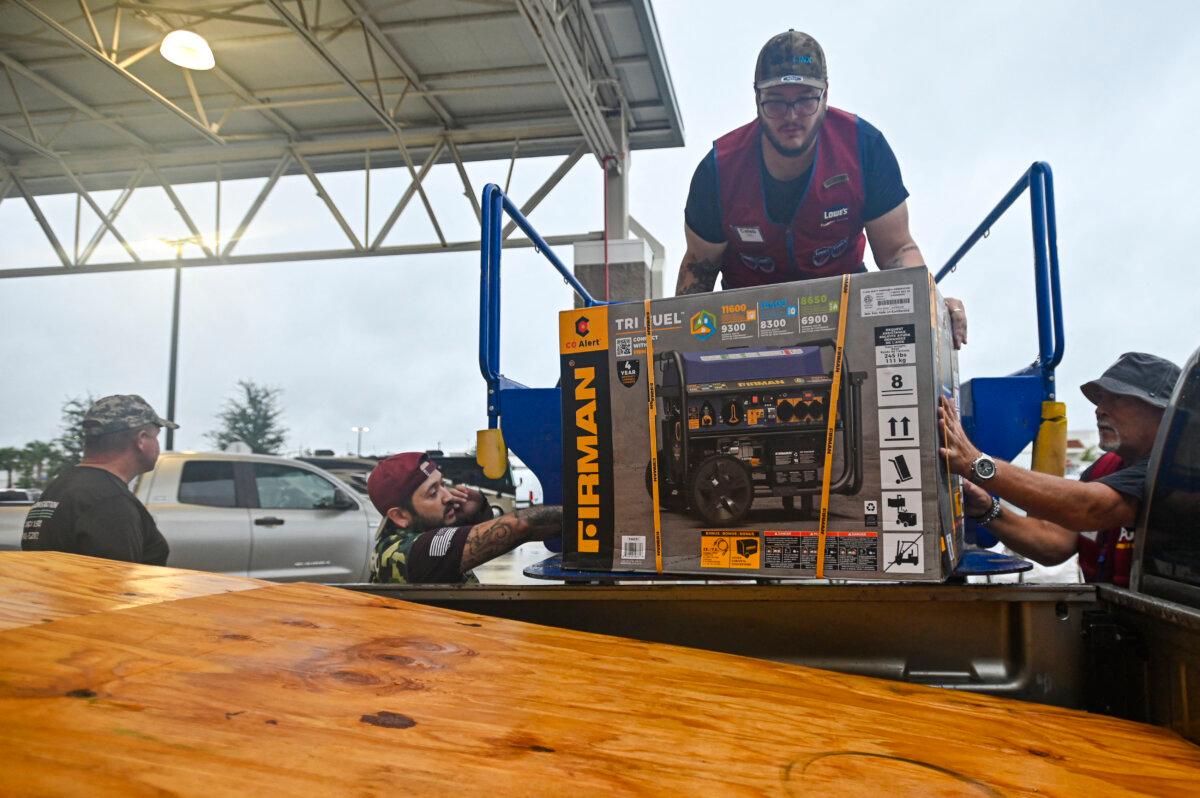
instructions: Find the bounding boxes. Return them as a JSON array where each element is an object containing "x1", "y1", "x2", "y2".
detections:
[
  {"x1": 22, "y1": 394, "x2": 176, "y2": 565},
  {"x1": 677, "y1": 30, "x2": 968, "y2": 347}
]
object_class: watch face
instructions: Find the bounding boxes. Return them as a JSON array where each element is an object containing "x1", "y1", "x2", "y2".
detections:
[{"x1": 975, "y1": 458, "x2": 996, "y2": 479}]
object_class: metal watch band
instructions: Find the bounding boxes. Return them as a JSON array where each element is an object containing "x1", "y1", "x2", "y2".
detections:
[{"x1": 968, "y1": 496, "x2": 1003, "y2": 527}]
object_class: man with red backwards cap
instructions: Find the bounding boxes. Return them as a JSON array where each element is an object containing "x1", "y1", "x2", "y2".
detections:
[
  {"x1": 678, "y1": 30, "x2": 968, "y2": 347},
  {"x1": 367, "y1": 452, "x2": 562, "y2": 584}
]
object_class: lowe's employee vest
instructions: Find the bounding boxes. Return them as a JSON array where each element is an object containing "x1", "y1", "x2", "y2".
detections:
[
  {"x1": 715, "y1": 108, "x2": 866, "y2": 288},
  {"x1": 1077, "y1": 452, "x2": 1134, "y2": 587}
]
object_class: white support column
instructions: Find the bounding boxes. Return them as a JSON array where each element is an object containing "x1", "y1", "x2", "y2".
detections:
[{"x1": 573, "y1": 111, "x2": 654, "y2": 304}]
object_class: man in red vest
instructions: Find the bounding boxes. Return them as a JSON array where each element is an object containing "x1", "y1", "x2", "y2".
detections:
[
  {"x1": 677, "y1": 30, "x2": 968, "y2": 347},
  {"x1": 939, "y1": 353, "x2": 1181, "y2": 586}
]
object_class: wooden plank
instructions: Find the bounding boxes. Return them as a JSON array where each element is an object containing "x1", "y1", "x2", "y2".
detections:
[
  {"x1": 0, "y1": 554, "x2": 1197, "y2": 795},
  {"x1": 0, "y1": 552, "x2": 265, "y2": 631}
]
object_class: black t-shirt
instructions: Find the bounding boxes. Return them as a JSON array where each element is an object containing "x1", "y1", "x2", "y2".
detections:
[
  {"x1": 685, "y1": 116, "x2": 909, "y2": 244},
  {"x1": 1086, "y1": 457, "x2": 1149, "y2": 503},
  {"x1": 21, "y1": 466, "x2": 169, "y2": 566}
]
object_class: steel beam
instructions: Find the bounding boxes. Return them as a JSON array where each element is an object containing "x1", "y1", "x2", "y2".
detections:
[
  {"x1": 132, "y1": 10, "x2": 302, "y2": 140},
  {"x1": 446, "y1": 137, "x2": 482, "y2": 223},
  {"x1": 55, "y1": 160, "x2": 142, "y2": 263},
  {"x1": 116, "y1": 1, "x2": 290, "y2": 27},
  {"x1": 222, "y1": 153, "x2": 290, "y2": 258},
  {"x1": 292, "y1": 148, "x2": 364, "y2": 251},
  {"x1": 267, "y1": 0, "x2": 445, "y2": 245},
  {"x1": 10, "y1": 0, "x2": 225, "y2": 146},
  {"x1": 378, "y1": 10, "x2": 520, "y2": 31},
  {"x1": 0, "y1": 231, "x2": 604, "y2": 279},
  {"x1": 0, "y1": 122, "x2": 56, "y2": 159},
  {"x1": 0, "y1": 52, "x2": 151, "y2": 150},
  {"x1": 502, "y1": 142, "x2": 586, "y2": 239},
  {"x1": 340, "y1": 0, "x2": 455, "y2": 127},
  {"x1": 79, "y1": 167, "x2": 144, "y2": 265},
  {"x1": 148, "y1": 163, "x2": 216, "y2": 258},
  {"x1": 6, "y1": 170, "x2": 71, "y2": 268},
  {"x1": 370, "y1": 138, "x2": 444, "y2": 250},
  {"x1": 516, "y1": 0, "x2": 619, "y2": 163}
]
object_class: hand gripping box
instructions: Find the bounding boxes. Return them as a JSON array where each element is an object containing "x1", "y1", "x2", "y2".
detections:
[{"x1": 558, "y1": 267, "x2": 964, "y2": 581}]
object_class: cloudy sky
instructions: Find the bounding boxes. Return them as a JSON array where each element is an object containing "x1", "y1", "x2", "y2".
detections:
[{"x1": 2, "y1": 0, "x2": 1198, "y2": 472}]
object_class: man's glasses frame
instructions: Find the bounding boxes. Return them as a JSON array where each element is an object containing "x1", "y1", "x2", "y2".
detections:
[{"x1": 759, "y1": 92, "x2": 825, "y2": 119}]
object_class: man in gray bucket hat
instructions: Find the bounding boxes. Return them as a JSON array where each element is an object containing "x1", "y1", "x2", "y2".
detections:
[
  {"x1": 938, "y1": 353, "x2": 1182, "y2": 586},
  {"x1": 21, "y1": 395, "x2": 177, "y2": 565}
]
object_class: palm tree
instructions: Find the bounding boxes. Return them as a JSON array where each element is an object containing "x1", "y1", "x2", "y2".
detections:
[
  {"x1": 21, "y1": 440, "x2": 58, "y2": 485},
  {"x1": 0, "y1": 447, "x2": 20, "y2": 488}
]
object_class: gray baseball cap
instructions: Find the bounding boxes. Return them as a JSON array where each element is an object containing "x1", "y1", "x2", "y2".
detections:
[
  {"x1": 83, "y1": 394, "x2": 179, "y2": 435},
  {"x1": 1081, "y1": 352, "x2": 1181, "y2": 409},
  {"x1": 754, "y1": 30, "x2": 827, "y2": 91}
]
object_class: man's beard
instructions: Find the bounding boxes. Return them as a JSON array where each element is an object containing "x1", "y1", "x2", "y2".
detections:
[
  {"x1": 760, "y1": 113, "x2": 822, "y2": 160},
  {"x1": 404, "y1": 508, "x2": 456, "y2": 535}
]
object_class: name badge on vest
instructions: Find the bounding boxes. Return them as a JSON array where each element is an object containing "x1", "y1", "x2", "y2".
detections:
[{"x1": 734, "y1": 226, "x2": 764, "y2": 243}]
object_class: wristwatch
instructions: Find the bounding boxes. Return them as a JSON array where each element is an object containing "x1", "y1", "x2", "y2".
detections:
[
  {"x1": 969, "y1": 495, "x2": 1003, "y2": 528},
  {"x1": 970, "y1": 454, "x2": 998, "y2": 482}
]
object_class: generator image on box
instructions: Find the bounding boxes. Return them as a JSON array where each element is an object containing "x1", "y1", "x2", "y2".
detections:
[{"x1": 648, "y1": 342, "x2": 867, "y2": 527}]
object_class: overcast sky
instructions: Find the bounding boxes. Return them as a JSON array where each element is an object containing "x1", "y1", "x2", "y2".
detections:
[{"x1": 2, "y1": 0, "x2": 1198, "y2": 472}]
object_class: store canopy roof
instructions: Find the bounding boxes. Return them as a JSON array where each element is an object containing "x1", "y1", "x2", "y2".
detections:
[{"x1": 0, "y1": 0, "x2": 684, "y2": 196}]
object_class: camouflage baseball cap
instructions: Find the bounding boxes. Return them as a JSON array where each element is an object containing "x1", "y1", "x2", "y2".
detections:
[
  {"x1": 755, "y1": 30, "x2": 827, "y2": 91},
  {"x1": 83, "y1": 394, "x2": 179, "y2": 435}
]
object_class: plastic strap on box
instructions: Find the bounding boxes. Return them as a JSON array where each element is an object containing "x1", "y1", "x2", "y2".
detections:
[
  {"x1": 644, "y1": 299, "x2": 664, "y2": 573},
  {"x1": 815, "y1": 275, "x2": 852, "y2": 579}
]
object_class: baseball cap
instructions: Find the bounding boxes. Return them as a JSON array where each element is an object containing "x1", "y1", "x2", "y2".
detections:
[
  {"x1": 367, "y1": 452, "x2": 440, "y2": 514},
  {"x1": 1081, "y1": 352, "x2": 1182, "y2": 410},
  {"x1": 83, "y1": 394, "x2": 179, "y2": 435},
  {"x1": 754, "y1": 30, "x2": 827, "y2": 91}
]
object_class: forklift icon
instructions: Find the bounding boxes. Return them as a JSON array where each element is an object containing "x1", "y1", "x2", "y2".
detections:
[
  {"x1": 886, "y1": 495, "x2": 919, "y2": 527},
  {"x1": 891, "y1": 539, "x2": 920, "y2": 567}
]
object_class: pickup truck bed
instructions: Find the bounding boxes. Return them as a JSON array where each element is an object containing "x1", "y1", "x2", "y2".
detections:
[{"x1": 3, "y1": 551, "x2": 1198, "y2": 795}]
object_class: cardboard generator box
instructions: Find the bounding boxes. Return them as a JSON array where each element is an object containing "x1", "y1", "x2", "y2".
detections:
[{"x1": 558, "y1": 268, "x2": 964, "y2": 581}]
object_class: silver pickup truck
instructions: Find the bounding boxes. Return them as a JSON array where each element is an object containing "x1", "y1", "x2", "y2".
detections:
[{"x1": 0, "y1": 452, "x2": 379, "y2": 582}]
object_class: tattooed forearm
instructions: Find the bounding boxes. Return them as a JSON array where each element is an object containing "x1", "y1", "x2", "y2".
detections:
[
  {"x1": 513, "y1": 504, "x2": 563, "y2": 534},
  {"x1": 675, "y1": 258, "x2": 721, "y2": 295},
  {"x1": 460, "y1": 505, "x2": 563, "y2": 572},
  {"x1": 461, "y1": 520, "x2": 522, "y2": 572},
  {"x1": 882, "y1": 243, "x2": 924, "y2": 270}
]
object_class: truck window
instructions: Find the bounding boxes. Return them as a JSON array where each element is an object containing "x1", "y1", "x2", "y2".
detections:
[
  {"x1": 1141, "y1": 353, "x2": 1200, "y2": 597},
  {"x1": 253, "y1": 463, "x2": 341, "y2": 510},
  {"x1": 178, "y1": 461, "x2": 237, "y2": 507}
]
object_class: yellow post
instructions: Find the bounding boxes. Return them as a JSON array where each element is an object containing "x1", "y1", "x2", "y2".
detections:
[
  {"x1": 476, "y1": 428, "x2": 509, "y2": 479},
  {"x1": 1031, "y1": 401, "x2": 1068, "y2": 476}
]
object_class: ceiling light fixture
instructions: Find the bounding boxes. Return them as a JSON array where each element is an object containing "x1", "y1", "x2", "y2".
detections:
[{"x1": 159, "y1": 30, "x2": 215, "y2": 71}]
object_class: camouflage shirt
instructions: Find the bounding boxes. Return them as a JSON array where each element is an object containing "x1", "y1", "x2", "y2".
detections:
[{"x1": 369, "y1": 521, "x2": 479, "y2": 585}]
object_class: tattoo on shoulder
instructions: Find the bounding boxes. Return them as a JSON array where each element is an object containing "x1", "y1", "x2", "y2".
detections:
[{"x1": 677, "y1": 258, "x2": 721, "y2": 295}]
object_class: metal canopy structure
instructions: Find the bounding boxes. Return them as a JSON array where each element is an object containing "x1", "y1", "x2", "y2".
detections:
[{"x1": 0, "y1": 0, "x2": 682, "y2": 277}]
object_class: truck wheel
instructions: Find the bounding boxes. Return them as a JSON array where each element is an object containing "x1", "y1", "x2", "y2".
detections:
[{"x1": 689, "y1": 455, "x2": 754, "y2": 526}]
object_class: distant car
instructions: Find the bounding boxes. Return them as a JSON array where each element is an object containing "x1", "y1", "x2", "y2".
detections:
[
  {"x1": 0, "y1": 488, "x2": 41, "y2": 504},
  {"x1": 295, "y1": 456, "x2": 377, "y2": 496}
]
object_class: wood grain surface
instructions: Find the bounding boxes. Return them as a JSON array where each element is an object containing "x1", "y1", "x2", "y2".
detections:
[
  {"x1": 0, "y1": 551, "x2": 264, "y2": 631},
  {"x1": 1, "y1": 552, "x2": 1198, "y2": 796}
]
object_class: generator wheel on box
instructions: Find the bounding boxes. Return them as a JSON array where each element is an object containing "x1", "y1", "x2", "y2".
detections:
[{"x1": 689, "y1": 455, "x2": 754, "y2": 527}]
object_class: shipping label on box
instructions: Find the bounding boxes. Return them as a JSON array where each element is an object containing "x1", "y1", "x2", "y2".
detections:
[{"x1": 560, "y1": 268, "x2": 963, "y2": 581}]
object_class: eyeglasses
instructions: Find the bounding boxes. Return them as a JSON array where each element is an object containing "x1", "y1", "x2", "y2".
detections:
[{"x1": 759, "y1": 93, "x2": 824, "y2": 119}]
